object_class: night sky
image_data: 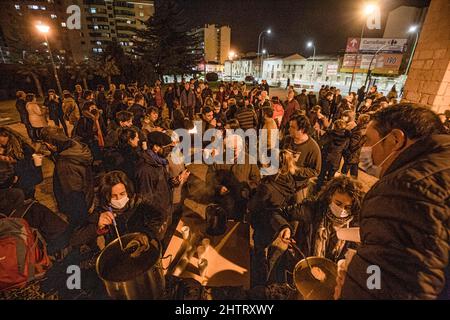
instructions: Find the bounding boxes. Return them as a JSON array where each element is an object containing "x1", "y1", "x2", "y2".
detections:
[{"x1": 175, "y1": 0, "x2": 430, "y2": 56}]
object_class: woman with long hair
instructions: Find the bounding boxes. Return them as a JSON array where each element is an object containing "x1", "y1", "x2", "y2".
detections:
[
  {"x1": 0, "y1": 126, "x2": 43, "y2": 199},
  {"x1": 248, "y1": 149, "x2": 299, "y2": 286}
]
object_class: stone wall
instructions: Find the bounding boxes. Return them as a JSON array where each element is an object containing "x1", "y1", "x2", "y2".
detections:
[{"x1": 403, "y1": 0, "x2": 450, "y2": 113}]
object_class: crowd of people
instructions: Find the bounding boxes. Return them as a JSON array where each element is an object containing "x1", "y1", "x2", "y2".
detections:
[{"x1": 1, "y1": 77, "x2": 449, "y2": 299}]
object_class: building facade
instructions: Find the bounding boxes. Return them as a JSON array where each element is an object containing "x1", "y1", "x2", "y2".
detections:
[
  {"x1": 199, "y1": 24, "x2": 231, "y2": 64},
  {"x1": 0, "y1": 0, "x2": 154, "y2": 63}
]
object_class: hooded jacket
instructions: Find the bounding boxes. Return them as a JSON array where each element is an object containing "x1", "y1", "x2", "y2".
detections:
[
  {"x1": 341, "y1": 134, "x2": 450, "y2": 300},
  {"x1": 53, "y1": 140, "x2": 94, "y2": 223}
]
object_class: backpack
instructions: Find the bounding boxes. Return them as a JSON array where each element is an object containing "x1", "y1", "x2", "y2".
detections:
[{"x1": 0, "y1": 213, "x2": 51, "y2": 291}]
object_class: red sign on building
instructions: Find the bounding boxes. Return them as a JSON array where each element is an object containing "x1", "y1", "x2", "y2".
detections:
[{"x1": 346, "y1": 38, "x2": 360, "y2": 53}]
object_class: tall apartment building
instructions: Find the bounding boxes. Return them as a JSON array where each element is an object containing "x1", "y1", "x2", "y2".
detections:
[
  {"x1": 70, "y1": 0, "x2": 154, "y2": 61},
  {"x1": 0, "y1": 0, "x2": 154, "y2": 63},
  {"x1": 198, "y1": 24, "x2": 231, "y2": 65}
]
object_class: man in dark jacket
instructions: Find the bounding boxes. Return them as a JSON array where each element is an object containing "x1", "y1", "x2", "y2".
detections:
[
  {"x1": 319, "y1": 91, "x2": 333, "y2": 119},
  {"x1": 180, "y1": 83, "x2": 196, "y2": 120},
  {"x1": 235, "y1": 100, "x2": 258, "y2": 131},
  {"x1": 128, "y1": 93, "x2": 147, "y2": 129},
  {"x1": 41, "y1": 127, "x2": 94, "y2": 235},
  {"x1": 295, "y1": 89, "x2": 309, "y2": 112},
  {"x1": 15, "y1": 91, "x2": 34, "y2": 140},
  {"x1": 342, "y1": 114, "x2": 370, "y2": 178},
  {"x1": 338, "y1": 104, "x2": 450, "y2": 300},
  {"x1": 315, "y1": 119, "x2": 350, "y2": 192}
]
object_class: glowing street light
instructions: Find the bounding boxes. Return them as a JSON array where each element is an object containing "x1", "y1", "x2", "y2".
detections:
[
  {"x1": 36, "y1": 23, "x2": 62, "y2": 95},
  {"x1": 364, "y1": 3, "x2": 377, "y2": 16},
  {"x1": 306, "y1": 41, "x2": 316, "y2": 85},
  {"x1": 257, "y1": 28, "x2": 272, "y2": 80},
  {"x1": 405, "y1": 25, "x2": 420, "y2": 77}
]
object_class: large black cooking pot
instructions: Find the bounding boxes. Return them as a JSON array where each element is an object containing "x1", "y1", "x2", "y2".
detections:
[{"x1": 96, "y1": 232, "x2": 166, "y2": 300}]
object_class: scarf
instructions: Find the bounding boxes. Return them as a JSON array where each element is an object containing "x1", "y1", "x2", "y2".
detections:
[{"x1": 147, "y1": 149, "x2": 168, "y2": 166}]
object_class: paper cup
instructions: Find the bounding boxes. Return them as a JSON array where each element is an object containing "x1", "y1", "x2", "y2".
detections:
[
  {"x1": 32, "y1": 153, "x2": 44, "y2": 167},
  {"x1": 142, "y1": 141, "x2": 148, "y2": 151},
  {"x1": 197, "y1": 258, "x2": 208, "y2": 277},
  {"x1": 196, "y1": 245, "x2": 206, "y2": 260},
  {"x1": 181, "y1": 226, "x2": 190, "y2": 240}
]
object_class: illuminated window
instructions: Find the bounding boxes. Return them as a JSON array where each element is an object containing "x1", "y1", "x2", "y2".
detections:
[
  {"x1": 90, "y1": 8, "x2": 97, "y2": 14},
  {"x1": 61, "y1": 22, "x2": 67, "y2": 27},
  {"x1": 127, "y1": 20, "x2": 131, "y2": 24},
  {"x1": 51, "y1": 14, "x2": 57, "y2": 19},
  {"x1": 93, "y1": 25, "x2": 99, "y2": 30},
  {"x1": 139, "y1": 12, "x2": 144, "y2": 17},
  {"x1": 96, "y1": 41, "x2": 101, "y2": 45},
  {"x1": 40, "y1": 6, "x2": 46, "y2": 10},
  {"x1": 15, "y1": 4, "x2": 20, "y2": 10},
  {"x1": 28, "y1": 5, "x2": 39, "y2": 10}
]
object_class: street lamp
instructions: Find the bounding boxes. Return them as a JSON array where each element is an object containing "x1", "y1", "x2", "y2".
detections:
[
  {"x1": 363, "y1": 43, "x2": 389, "y2": 93},
  {"x1": 348, "y1": 3, "x2": 379, "y2": 94},
  {"x1": 405, "y1": 25, "x2": 420, "y2": 77},
  {"x1": 257, "y1": 28, "x2": 271, "y2": 80},
  {"x1": 307, "y1": 41, "x2": 316, "y2": 87},
  {"x1": 36, "y1": 23, "x2": 62, "y2": 95},
  {"x1": 228, "y1": 51, "x2": 235, "y2": 83}
]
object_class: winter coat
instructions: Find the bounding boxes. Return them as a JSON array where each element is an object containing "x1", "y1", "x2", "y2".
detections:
[
  {"x1": 308, "y1": 93, "x2": 317, "y2": 107},
  {"x1": 321, "y1": 128, "x2": 350, "y2": 169},
  {"x1": 103, "y1": 144, "x2": 139, "y2": 184},
  {"x1": 180, "y1": 89, "x2": 195, "y2": 109},
  {"x1": 52, "y1": 140, "x2": 94, "y2": 225},
  {"x1": 164, "y1": 90, "x2": 176, "y2": 109},
  {"x1": 343, "y1": 124, "x2": 367, "y2": 164},
  {"x1": 295, "y1": 93, "x2": 309, "y2": 110},
  {"x1": 272, "y1": 103, "x2": 284, "y2": 127},
  {"x1": 70, "y1": 194, "x2": 167, "y2": 247},
  {"x1": 281, "y1": 99, "x2": 300, "y2": 128},
  {"x1": 319, "y1": 98, "x2": 332, "y2": 118},
  {"x1": 135, "y1": 150, "x2": 173, "y2": 238},
  {"x1": 62, "y1": 97, "x2": 80, "y2": 125},
  {"x1": 15, "y1": 98, "x2": 29, "y2": 125},
  {"x1": 342, "y1": 134, "x2": 450, "y2": 300},
  {"x1": 26, "y1": 102, "x2": 47, "y2": 128},
  {"x1": 43, "y1": 96, "x2": 61, "y2": 122}
]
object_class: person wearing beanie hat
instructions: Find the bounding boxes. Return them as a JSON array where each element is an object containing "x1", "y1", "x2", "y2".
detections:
[{"x1": 135, "y1": 130, "x2": 189, "y2": 244}]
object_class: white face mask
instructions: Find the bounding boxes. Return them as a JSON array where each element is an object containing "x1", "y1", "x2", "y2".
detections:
[
  {"x1": 329, "y1": 201, "x2": 350, "y2": 218},
  {"x1": 359, "y1": 133, "x2": 395, "y2": 178},
  {"x1": 110, "y1": 196, "x2": 129, "y2": 210}
]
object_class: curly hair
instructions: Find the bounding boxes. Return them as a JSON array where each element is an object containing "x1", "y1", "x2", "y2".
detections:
[
  {"x1": 0, "y1": 126, "x2": 31, "y2": 160},
  {"x1": 315, "y1": 175, "x2": 364, "y2": 219}
]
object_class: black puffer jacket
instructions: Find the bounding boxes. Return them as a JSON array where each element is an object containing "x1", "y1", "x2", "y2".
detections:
[
  {"x1": 342, "y1": 134, "x2": 450, "y2": 299},
  {"x1": 321, "y1": 128, "x2": 350, "y2": 168}
]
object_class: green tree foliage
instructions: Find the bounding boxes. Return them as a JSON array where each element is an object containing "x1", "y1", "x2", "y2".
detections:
[{"x1": 134, "y1": 0, "x2": 203, "y2": 81}]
